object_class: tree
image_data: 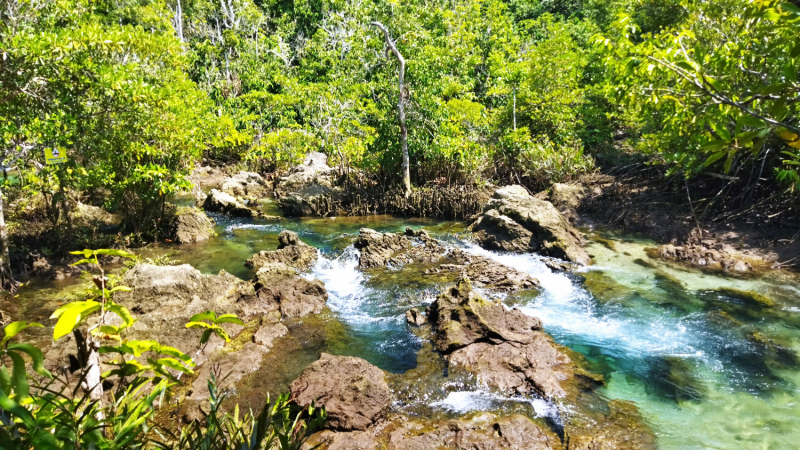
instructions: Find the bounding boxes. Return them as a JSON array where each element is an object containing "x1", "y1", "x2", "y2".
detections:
[{"x1": 371, "y1": 21, "x2": 411, "y2": 197}]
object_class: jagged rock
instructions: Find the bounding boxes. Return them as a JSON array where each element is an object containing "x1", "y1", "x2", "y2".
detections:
[
  {"x1": 306, "y1": 413, "x2": 560, "y2": 450},
  {"x1": 428, "y1": 277, "x2": 542, "y2": 353},
  {"x1": 246, "y1": 230, "x2": 318, "y2": 273},
  {"x1": 277, "y1": 152, "x2": 335, "y2": 194},
  {"x1": 245, "y1": 276, "x2": 328, "y2": 319},
  {"x1": 275, "y1": 152, "x2": 339, "y2": 216},
  {"x1": 405, "y1": 308, "x2": 426, "y2": 326},
  {"x1": 354, "y1": 228, "x2": 538, "y2": 291},
  {"x1": 469, "y1": 185, "x2": 590, "y2": 264},
  {"x1": 253, "y1": 322, "x2": 289, "y2": 348},
  {"x1": 290, "y1": 353, "x2": 390, "y2": 431},
  {"x1": 71, "y1": 202, "x2": 123, "y2": 232},
  {"x1": 220, "y1": 171, "x2": 268, "y2": 198},
  {"x1": 171, "y1": 207, "x2": 215, "y2": 243},
  {"x1": 549, "y1": 183, "x2": 587, "y2": 223},
  {"x1": 277, "y1": 184, "x2": 340, "y2": 217},
  {"x1": 654, "y1": 243, "x2": 754, "y2": 273},
  {"x1": 567, "y1": 400, "x2": 658, "y2": 450},
  {"x1": 186, "y1": 342, "x2": 269, "y2": 413},
  {"x1": 203, "y1": 189, "x2": 258, "y2": 217}
]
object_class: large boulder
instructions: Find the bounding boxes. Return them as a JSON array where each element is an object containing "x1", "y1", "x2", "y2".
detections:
[
  {"x1": 275, "y1": 152, "x2": 339, "y2": 217},
  {"x1": 171, "y1": 207, "x2": 215, "y2": 243},
  {"x1": 549, "y1": 183, "x2": 587, "y2": 223},
  {"x1": 244, "y1": 276, "x2": 328, "y2": 319},
  {"x1": 428, "y1": 277, "x2": 542, "y2": 353},
  {"x1": 429, "y1": 277, "x2": 572, "y2": 401},
  {"x1": 469, "y1": 185, "x2": 590, "y2": 264},
  {"x1": 245, "y1": 230, "x2": 318, "y2": 273},
  {"x1": 276, "y1": 152, "x2": 335, "y2": 194},
  {"x1": 290, "y1": 353, "x2": 390, "y2": 431},
  {"x1": 220, "y1": 171, "x2": 268, "y2": 198},
  {"x1": 277, "y1": 184, "x2": 339, "y2": 217},
  {"x1": 203, "y1": 189, "x2": 258, "y2": 217}
]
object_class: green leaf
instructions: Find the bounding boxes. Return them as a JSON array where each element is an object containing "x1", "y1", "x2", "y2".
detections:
[
  {"x1": 200, "y1": 329, "x2": 213, "y2": 345},
  {"x1": 50, "y1": 301, "x2": 101, "y2": 340},
  {"x1": 70, "y1": 258, "x2": 94, "y2": 267},
  {"x1": 188, "y1": 311, "x2": 217, "y2": 323},
  {"x1": 8, "y1": 343, "x2": 51, "y2": 378},
  {"x1": 70, "y1": 249, "x2": 95, "y2": 258},
  {"x1": 215, "y1": 314, "x2": 244, "y2": 325},
  {"x1": 781, "y1": 2, "x2": 800, "y2": 15},
  {"x1": 7, "y1": 352, "x2": 29, "y2": 399},
  {"x1": 107, "y1": 301, "x2": 136, "y2": 327},
  {"x1": 703, "y1": 151, "x2": 727, "y2": 167},
  {"x1": 0, "y1": 366, "x2": 10, "y2": 393},
  {"x1": 213, "y1": 328, "x2": 231, "y2": 343},
  {"x1": 724, "y1": 150, "x2": 735, "y2": 174},
  {"x1": 154, "y1": 357, "x2": 194, "y2": 375},
  {"x1": 94, "y1": 249, "x2": 136, "y2": 259},
  {"x1": 2, "y1": 321, "x2": 44, "y2": 347},
  {"x1": 108, "y1": 286, "x2": 132, "y2": 294},
  {"x1": 700, "y1": 139, "x2": 728, "y2": 152},
  {"x1": 709, "y1": 122, "x2": 731, "y2": 141}
]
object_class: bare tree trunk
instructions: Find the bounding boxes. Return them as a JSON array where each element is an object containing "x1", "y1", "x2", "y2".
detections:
[
  {"x1": 512, "y1": 88, "x2": 517, "y2": 131},
  {"x1": 371, "y1": 21, "x2": 410, "y2": 198},
  {"x1": 0, "y1": 186, "x2": 18, "y2": 294},
  {"x1": 74, "y1": 330, "x2": 104, "y2": 418},
  {"x1": 172, "y1": 0, "x2": 184, "y2": 42}
]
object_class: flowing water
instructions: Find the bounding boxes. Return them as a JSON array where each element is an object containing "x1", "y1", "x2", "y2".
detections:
[{"x1": 16, "y1": 202, "x2": 800, "y2": 449}]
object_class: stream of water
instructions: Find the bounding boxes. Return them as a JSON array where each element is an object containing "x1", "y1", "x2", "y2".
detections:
[{"x1": 19, "y1": 203, "x2": 800, "y2": 449}]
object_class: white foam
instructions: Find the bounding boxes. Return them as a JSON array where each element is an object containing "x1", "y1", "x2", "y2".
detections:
[{"x1": 431, "y1": 390, "x2": 558, "y2": 418}]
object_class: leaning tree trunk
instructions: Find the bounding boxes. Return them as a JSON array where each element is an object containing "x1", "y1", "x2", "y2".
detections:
[
  {"x1": 371, "y1": 21, "x2": 410, "y2": 198},
  {"x1": 0, "y1": 186, "x2": 18, "y2": 294}
]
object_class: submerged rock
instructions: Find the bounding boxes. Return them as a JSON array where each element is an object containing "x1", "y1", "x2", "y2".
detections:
[
  {"x1": 715, "y1": 287, "x2": 775, "y2": 308},
  {"x1": 219, "y1": 171, "x2": 268, "y2": 198},
  {"x1": 246, "y1": 230, "x2": 318, "y2": 273},
  {"x1": 468, "y1": 185, "x2": 590, "y2": 264},
  {"x1": 171, "y1": 207, "x2": 215, "y2": 243},
  {"x1": 653, "y1": 243, "x2": 755, "y2": 273},
  {"x1": 353, "y1": 228, "x2": 538, "y2": 291},
  {"x1": 290, "y1": 353, "x2": 390, "y2": 431}
]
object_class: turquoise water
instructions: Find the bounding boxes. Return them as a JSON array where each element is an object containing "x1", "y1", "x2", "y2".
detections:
[{"x1": 75, "y1": 203, "x2": 800, "y2": 448}]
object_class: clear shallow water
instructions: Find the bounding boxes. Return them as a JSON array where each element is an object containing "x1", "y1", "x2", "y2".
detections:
[{"x1": 25, "y1": 202, "x2": 800, "y2": 449}]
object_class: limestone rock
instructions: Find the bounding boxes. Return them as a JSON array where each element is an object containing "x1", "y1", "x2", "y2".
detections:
[
  {"x1": 203, "y1": 189, "x2": 258, "y2": 217},
  {"x1": 245, "y1": 276, "x2": 328, "y2": 319},
  {"x1": 290, "y1": 353, "x2": 390, "y2": 431},
  {"x1": 171, "y1": 207, "x2": 215, "y2": 243},
  {"x1": 246, "y1": 230, "x2": 318, "y2": 273},
  {"x1": 220, "y1": 171, "x2": 268, "y2": 198},
  {"x1": 405, "y1": 308, "x2": 426, "y2": 326},
  {"x1": 428, "y1": 277, "x2": 542, "y2": 353},
  {"x1": 253, "y1": 322, "x2": 289, "y2": 349},
  {"x1": 277, "y1": 152, "x2": 335, "y2": 194},
  {"x1": 655, "y1": 243, "x2": 754, "y2": 273},
  {"x1": 469, "y1": 185, "x2": 590, "y2": 264},
  {"x1": 354, "y1": 228, "x2": 415, "y2": 268},
  {"x1": 549, "y1": 183, "x2": 587, "y2": 223}
]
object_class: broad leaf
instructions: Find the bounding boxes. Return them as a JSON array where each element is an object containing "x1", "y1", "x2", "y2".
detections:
[
  {"x1": 8, "y1": 343, "x2": 51, "y2": 378},
  {"x1": 50, "y1": 301, "x2": 101, "y2": 340},
  {"x1": 2, "y1": 321, "x2": 43, "y2": 347}
]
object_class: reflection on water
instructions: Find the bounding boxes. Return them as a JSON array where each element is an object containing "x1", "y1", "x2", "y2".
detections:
[{"x1": 14, "y1": 206, "x2": 800, "y2": 449}]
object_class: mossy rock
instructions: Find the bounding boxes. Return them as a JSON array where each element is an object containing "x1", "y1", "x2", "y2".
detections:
[{"x1": 716, "y1": 287, "x2": 775, "y2": 308}]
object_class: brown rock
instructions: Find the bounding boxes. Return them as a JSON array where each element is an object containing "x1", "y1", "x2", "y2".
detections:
[
  {"x1": 549, "y1": 183, "x2": 587, "y2": 223},
  {"x1": 405, "y1": 308, "x2": 426, "y2": 326},
  {"x1": 428, "y1": 277, "x2": 542, "y2": 353},
  {"x1": 203, "y1": 189, "x2": 258, "y2": 217},
  {"x1": 246, "y1": 230, "x2": 318, "y2": 273},
  {"x1": 246, "y1": 276, "x2": 328, "y2": 319},
  {"x1": 290, "y1": 353, "x2": 390, "y2": 431},
  {"x1": 354, "y1": 228, "x2": 415, "y2": 268},
  {"x1": 219, "y1": 171, "x2": 267, "y2": 198},
  {"x1": 469, "y1": 185, "x2": 590, "y2": 264},
  {"x1": 171, "y1": 207, "x2": 215, "y2": 243},
  {"x1": 253, "y1": 322, "x2": 289, "y2": 348}
]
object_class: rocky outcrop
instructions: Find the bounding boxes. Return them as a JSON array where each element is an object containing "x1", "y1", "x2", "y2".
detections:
[
  {"x1": 427, "y1": 276, "x2": 572, "y2": 401},
  {"x1": 203, "y1": 189, "x2": 259, "y2": 217},
  {"x1": 171, "y1": 207, "x2": 215, "y2": 243},
  {"x1": 245, "y1": 276, "x2": 328, "y2": 319},
  {"x1": 469, "y1": 185, "x2": 590, "y2": 264},
  {"x1": 405, "y1": 308, "x2": 426, "y2": 326},
  {"x1": 306, "y1": 413, "x2": 560, "y2": 450},
  {"x1": 275, "y1": 153, "x2": 342, "y2": 217},
  {"x1": 354, "y1": 228, "x2": 538, "y2": 291},
  {"x1": 653, "y1": 242, "x2": 754, "y2": 273},
  {"x1": 245, "y1": 230, "x2": 318, "y2": 273},
  {"x1": 290, "y1": 353, "x2": 390, "y2": 431},
  {"x1": 428, "y1": 277, "x2": 542, "y2": 353},
  {"x1": 549, "y1": 183, "x2": 587, "y2": 223},
  {"x1": 220, "y1": 171, "x2": 268, "y2": 198}
]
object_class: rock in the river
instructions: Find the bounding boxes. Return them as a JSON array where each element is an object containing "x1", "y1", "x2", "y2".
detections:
[
  {"x1": 220, "y1": 171, "x2": 268, "y2": 198},
  {"x1": 469, "y1": 185, "x2": 590, "y2": 264},
  {"x1": 290, "y1": 353, "x2": 390, "y2": 431},
  {"x1": 428, "y1": 277, "x2": 542, "y2": 353},
  {"x1": 275, "y1": 152, "x2": 339, "y2": 217},
  {"x1": 253, "y1": 322, "x2": 289, "y2": 348},
  {"x1": 653, "y1": 243, "x2": 754, "y2": 273},
  {"x1": 405, "y1": 308, "x2": 426, "y2": 326},
  {"x1": 246, "y1": 230, "x2": 318, "y2": 273},
  {"x1": 353, "y1": 228, "x2": 538, "y2": 291},
  {"x1": 245, "y1": 276, "x2": 328, "y2": 318},
  {"x1": 171, "y1": 207, "x2": 215, "y2": 243},
  {"x1": 306, "y1": 413, "x2": 560, "y2": 450},
  {"x1": 203, "y1": 189, "x2": 258, "y2": 217}
]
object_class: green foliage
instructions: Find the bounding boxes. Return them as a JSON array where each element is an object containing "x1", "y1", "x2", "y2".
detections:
[
  {"x1": 597, "y1": 0, "x2": 800, "y2": 185},
  {"x1": 186, "y1": 311, "x2": 245, "y2": 349}
]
